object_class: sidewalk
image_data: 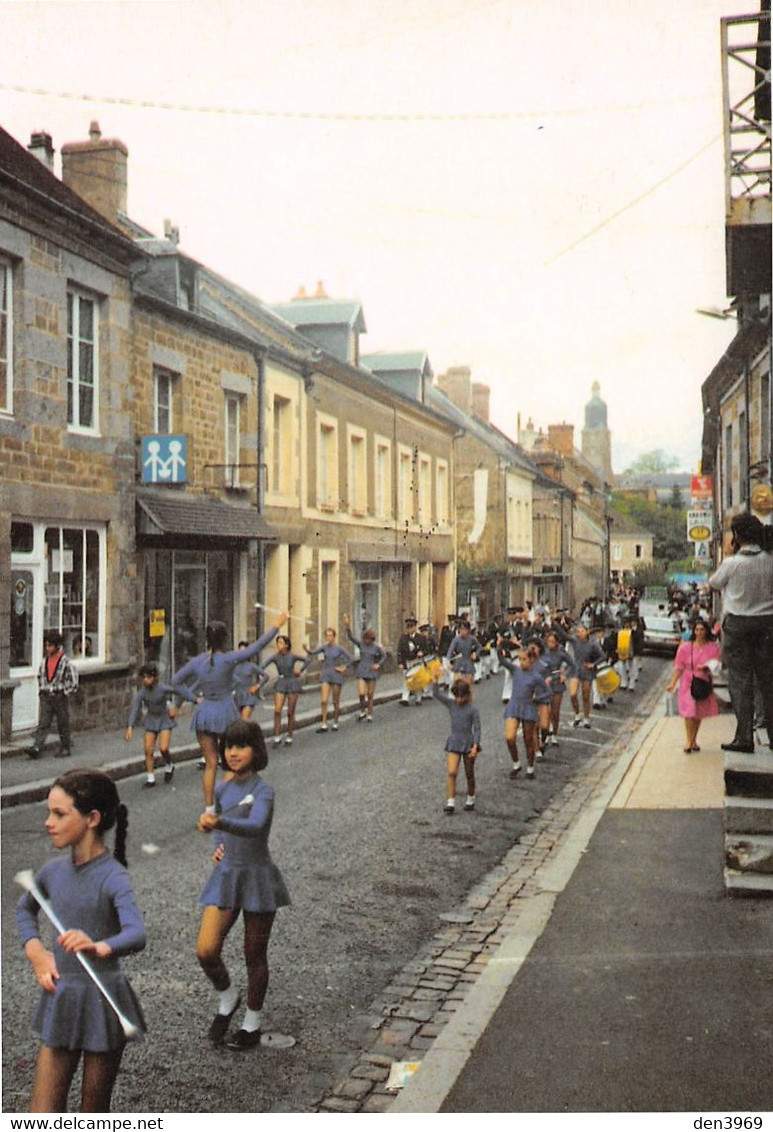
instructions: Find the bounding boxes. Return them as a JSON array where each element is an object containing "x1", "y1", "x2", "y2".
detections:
[
  {"x1": 390, "y1": 707, "x2": 773, "y2": 1113},
  {"x1": 0, "y1": 672, "x2": 406, "y2": 808}
]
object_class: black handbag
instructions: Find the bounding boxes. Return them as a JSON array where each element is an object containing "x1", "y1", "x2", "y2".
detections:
[{"x1": 690, "y1": 644, "x2": 712, "y2": 701}]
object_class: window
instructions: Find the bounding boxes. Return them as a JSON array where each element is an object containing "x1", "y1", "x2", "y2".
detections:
[
  {"x1": 761, "y1": 374, "x2": 771, "y2": 473},
  {"x1": 67, "y1": 290, "x2": 98, "y2": 431},
  {"x1": 417, "y1": 455, "x2": 432, "y2": 527},
  {"x1": 154, "y1": 368, "x2": 176, "y2": 433},
  {"x1": 634, "y1": 544, "x2": 643, "y2": 559},
  {"x1": 44, "y1": 525, "x2": 104, "y2": 660},
  {"x1": 224, "y1": 393, "x2": 241, "y2": 488},
  {"x1": 725, "y1": 423, "x2": 733, "y2": 508},
  {"x1": 374, "y1": 439, "x2": 391, "y2": 519},
  {"x1": 272, "y1": 394, "x2": 292, "y2": 494},
  {"x1": 348, "y1": 429, "x2": 367, "y2": 514},
  {"x1": 739, "y1": 409, "x2": 748, "y2": 504},
  {"x1": 317, "y1": 416, "x2": 338, "y2": 509},
  {"x1": 613, "y1": 544, "x2": 622, "y2": 562},
  {"x1": 398, "y1": 446, "x2": 413, "y2": 523},
  {"x1": 436, "y1": 460, "x2": 449, "y2": 526},
  {"x1": 0, "y1": 257, "x2": 12, "y2": 414}
]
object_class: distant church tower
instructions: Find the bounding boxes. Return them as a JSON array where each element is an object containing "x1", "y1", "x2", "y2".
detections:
[{"x1": 581, "y1": 381, "x2": 613, "y2": 483}]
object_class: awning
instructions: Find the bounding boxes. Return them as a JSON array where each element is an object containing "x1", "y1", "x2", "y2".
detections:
[{"x1": 136, "y1": 489, "x2": 277, "y2": 541}]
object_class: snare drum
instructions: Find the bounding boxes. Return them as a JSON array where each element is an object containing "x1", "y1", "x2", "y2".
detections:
[
  {"x1": 594, "y1": 664, "x2": 620, "y2": 696},
  {"x1": 405, "y1": 663, "x2": 430, "y2": 694}
]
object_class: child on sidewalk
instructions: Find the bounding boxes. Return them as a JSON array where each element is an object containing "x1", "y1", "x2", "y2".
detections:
[
  {"x1": 125, "y1": 663, "x2": 198, "y2": 787},
  {"x1": 431, "y1": 673, "x2": 481, "y2": 815}
]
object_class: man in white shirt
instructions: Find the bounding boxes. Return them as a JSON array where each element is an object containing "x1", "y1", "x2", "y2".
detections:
[{"x1": 709, "y1": 512, "x2": 773, "y2": 753}]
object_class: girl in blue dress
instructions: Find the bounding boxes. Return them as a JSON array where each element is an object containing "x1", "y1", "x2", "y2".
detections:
[
  {"x1": 304, "y1": 628, "x2": 353, "y2": 732},
  {"x1": 431, "y1": 674, "x2": 482, "y2": 815},
  {"x1": 232, "y1": 641, "x2": 269, "y2": 722},
  {"x1": 541, "y1": 631, "x2": 573, "y2": 746},
  {"x1": 196, "y1": 720, "x2": 290, "y2": 1050},
  {"x1": 125, "y1": 663, "x2": 198, "y2": 787},
  {"x1": 172, "y1": 613, "x2": 286, "y2": 811},
  {"x1": 258, "y1": 635, "x2": 308, "y2": 746},
  {"x1": 498, "y1": 645, "x2": 544, "y2": 779},
  {"x1": 17, "y1": 769, "x2": 145, "y2": 1113},
  {"x1": 343, "y1": 614, "x2": 387, "y2": 722},
  {"x1": 445, "y1": 621, "x2": 480, "y2": 686}
]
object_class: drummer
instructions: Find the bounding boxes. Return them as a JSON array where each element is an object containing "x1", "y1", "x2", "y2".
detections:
[
  {"x1": 418, "y1": 623, "x2": 438, "y2": 701},
  {"x1": 397, "y1": 617, "x2": 426, "y2": 707}
]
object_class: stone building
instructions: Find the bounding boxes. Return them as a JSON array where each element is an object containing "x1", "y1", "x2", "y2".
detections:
[
  {"x1": 580, "y1": 381, "x2": 613, "y2": 484},
  {"x1": 0, "y1": 125, "x2": 144, "y2": 740}
]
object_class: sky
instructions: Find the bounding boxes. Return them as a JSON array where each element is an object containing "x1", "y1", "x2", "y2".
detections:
[{"x1": 1, "y1": 0, "x2": 754, "y2": 472}]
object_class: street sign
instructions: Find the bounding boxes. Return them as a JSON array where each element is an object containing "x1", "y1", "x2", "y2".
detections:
[
  {"x1": 691, "y1": 475, "x2": 713, "y2": 501},
  {"x1": 141, "y1": 435, "x2": 188, "y2": 484},
  {"x1": 687, "y1": 508, "x2": 713, "y2": 539}
]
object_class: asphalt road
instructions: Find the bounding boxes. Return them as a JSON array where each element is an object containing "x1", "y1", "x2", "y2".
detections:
[{"x1": 1, "y1": 658, "x2": 669, "y2": 1113}]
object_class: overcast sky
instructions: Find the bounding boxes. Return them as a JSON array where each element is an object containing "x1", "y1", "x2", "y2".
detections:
[{"x1": 2, "y1": 0, "x2": 753, "y2": 472}]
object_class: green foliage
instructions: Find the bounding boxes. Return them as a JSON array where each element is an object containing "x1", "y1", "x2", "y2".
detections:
[
  {"x1": 624, "y1": 449, "x2": 679, "y2": 475},
  {"x1": 611, "y1": 492, "x2": 690, "y2": 565},
  {"x1": 629, "y1": 561, "x2": 670, "y2": 589}
]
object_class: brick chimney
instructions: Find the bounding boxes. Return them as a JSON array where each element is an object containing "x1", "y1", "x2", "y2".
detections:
[
  {"x1": 27, "y1": 131, "x2": 55, "y2": 171},
  {"x1": 436, "y1": 366, "x2": 472, "y2": 415},
  {"x1": 61, "y1": 121, "x2": 128, "y2": 223},
  {"x1": 471, "y1": 382, "x2": 490, "y2": 425},
  {"x1": 547, "y1": 423, "x2": 575, "y2": 457}
]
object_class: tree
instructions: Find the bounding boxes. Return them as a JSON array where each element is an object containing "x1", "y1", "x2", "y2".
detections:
[
  {"x1": 611, "y1": 492, "x2": 690, "y2": 565},
  {"x1": 624, "y1": 449, "x2": 679, "y2": 476},
  {"x1": 668, "y1": 484, "x2": 684, "y2": 509}
]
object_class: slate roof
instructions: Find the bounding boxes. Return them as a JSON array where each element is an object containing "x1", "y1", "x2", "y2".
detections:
[
  {"x1": 0, "y1": 125, "x2": 141, "y2": 260},
  {"x1": 361, "y1": 351, "x2": 433, "y2": 377},
  {"x1": 269, "y1": 298, "x2": 367, "y2": 333},
  {"x1": 136, "y1": 490, "x2": 276, "y2": 540}
]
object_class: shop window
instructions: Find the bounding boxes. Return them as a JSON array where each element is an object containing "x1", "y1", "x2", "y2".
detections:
[
  {"x1": 11, "y1": 521, "x2": 33, "y2": 553},
  {"x1": 44, "y1": 526, "x2": 103, "y2": 659}
]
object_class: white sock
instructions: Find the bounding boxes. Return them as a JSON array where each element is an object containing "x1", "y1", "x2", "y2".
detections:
[
  {"x1": 446, "y1": 798, "x2": 455, "y2": 808},
  {"x1": 146, "y1": 773, "x2": 155, "y2": 783},
  {"x1": 466, "y1": 795, "x2": 475, "y2": 805},
  {"x1": 218, "y1": 985, "x2": 239, "y2": 1015},
  {"x1": 205, "y1": 804, "x2": 216, "y2": 815},
  {"x1": 511, "y1": 760, "x2": 521, "y2": 770},
  {"x1": 241, "y1": 1008, "x2": 262, "y2": 1033}
]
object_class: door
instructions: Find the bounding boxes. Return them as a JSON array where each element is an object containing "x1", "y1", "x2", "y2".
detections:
[{"x1": 10, "y1": 564, "x2": 42, "y2": 730}]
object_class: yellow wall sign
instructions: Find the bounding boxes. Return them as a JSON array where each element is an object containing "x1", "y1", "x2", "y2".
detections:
[
  {"x1": 688, "y1": 525, "x2": 711, "y2": 541},
  {"x1": 149, "y1": 609, "x2": 166, "y2": 638}
]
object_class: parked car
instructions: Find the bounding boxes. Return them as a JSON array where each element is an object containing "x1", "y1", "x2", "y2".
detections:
[{"x1": 641, "y1": 615, "x2": 683, "y2": 655}]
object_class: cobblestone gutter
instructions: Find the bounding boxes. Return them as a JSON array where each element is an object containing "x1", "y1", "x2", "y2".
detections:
[{"x1": 316, "y1": 682, "x2": 663, "y2": 1113}]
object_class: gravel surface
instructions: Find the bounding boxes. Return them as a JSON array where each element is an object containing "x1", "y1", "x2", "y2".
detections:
[{"x1": 1, "y1": 659, "x2": 668, "y2": 1112}]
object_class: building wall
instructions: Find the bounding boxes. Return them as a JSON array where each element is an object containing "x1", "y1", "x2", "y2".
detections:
[{"x1": 0, "y1": 217, "x2": 138, "y2": 740}]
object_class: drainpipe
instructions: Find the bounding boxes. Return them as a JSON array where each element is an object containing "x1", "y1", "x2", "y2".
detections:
[{"x1": 254, "y1": 348, "x2": 267, "y2": 639}]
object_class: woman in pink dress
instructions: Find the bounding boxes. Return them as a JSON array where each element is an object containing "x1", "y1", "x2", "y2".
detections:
[{"x1": 665, "y1": 621, "x2": 722, "y2": 753}]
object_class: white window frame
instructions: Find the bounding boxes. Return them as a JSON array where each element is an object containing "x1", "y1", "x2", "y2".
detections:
[
  {"x1": 154, "y1": 367, "x2": 176, "y2": 433},
  {"x1": 67, "y1": 289, "x2": 99, "y2": 433},
  {"x1": 0, "y1": 256, "x2": 12, "y2": 415},
  {"x1": 224, "y1": 392, "x2": 242, "y2": 488},
  {"x1": 417, "y1": 454, "x2": 432, "y2": 527},
  {"x1": 398, "y1": 445, "x2": 413, "y2": 524},
  {"x1": 435, "y1": 459, "x2": 449, "y2": 526},
  {"x1": 613, "y1": 544, "x2": 622, "y2": 562},
  {"x1": 272, "y1": 393, "x2": 292, "y2": 494},
  {"x1": 347, "y1": 426, "x2": 367, "y2": 516},
  {"x1": 374, "y1": 437, "x2": 392, "y2": 520},
  {"x1": 317, "y1": 414, "x2": 339, "y2": 510}
]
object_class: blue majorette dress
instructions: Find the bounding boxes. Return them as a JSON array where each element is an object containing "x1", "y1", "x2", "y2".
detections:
[
  {"x1": 199, "y1": 775, "x2": 291, "y2": 914},
  {"x1": 16, "y1": 852, "x2": 146, "y2": 1051},
  {"x1": 172, "y1": 626, "x2": 278, "y2": 734}
]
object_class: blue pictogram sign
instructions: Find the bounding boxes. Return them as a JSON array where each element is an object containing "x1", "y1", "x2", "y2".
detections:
[{"x1": 141, "y1": 435, "x2": 188, "y2": 484}]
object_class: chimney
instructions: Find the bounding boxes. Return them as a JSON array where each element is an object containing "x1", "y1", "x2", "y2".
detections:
[
  {"x1": 27, "y1": 131, "x2": 55, "y2": 171},
  {"x1": 436, "y1": 366, "x2": 472, "y2": 415},
  {"x1": 547, "y1": 422, "x2": 575, "y2": 457},
  {"x1": 518, "y1": 415, "x2": 538, "y2": 452},
  {"x1": 293, "y1": 284, "x2": 308, "y2": 299},
  {"x1": 61, "y1": 121, "x2": 128, "y2": 224},
  {"x1": 471, "y1": 382, "x2": 490, "y2": 425},
  {"x1": 314, "y1": 280, "x2": 328, "y2": 298}
]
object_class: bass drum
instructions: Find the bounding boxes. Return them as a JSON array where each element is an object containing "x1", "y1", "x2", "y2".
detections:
[{"x1": 595, "y1": 664, "x2": 621, "y2": 696}]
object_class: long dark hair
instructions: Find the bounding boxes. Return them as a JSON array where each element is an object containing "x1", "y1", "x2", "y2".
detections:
[
  {"x1": 205, "y1": 621, "x2": 228, "y2": 664},
  {"x1": 52, "y1": 769, "x2": 129, "y2": 867}
]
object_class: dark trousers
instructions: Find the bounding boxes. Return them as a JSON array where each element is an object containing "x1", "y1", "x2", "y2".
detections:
[
  {"x1": 32, "y1": 692, "x2": 71, "y2": 755},
  {"x1": 721, "y1": 613, "x2": 773, "y2": 747}
]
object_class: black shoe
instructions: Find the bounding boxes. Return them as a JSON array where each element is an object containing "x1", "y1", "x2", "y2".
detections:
[
  {"x1": 443, "y1": 804, "x2": 455, "y2": 816},
  {"x1": 208, "y1": 993, "x2": 241, "y2": 1044},
  {"x1": 143, "y1": 779, "x2": 156, "y2": 789},
  {"x1": 55, "y1": 749, "x2": 72, "y2": 758},
  {"x1": 509, "y1": 765, "x2": 522, "y2": 779},
  {"x1": 25, "y1": 747, "x2": 41, "y2": 760},
  {"x1": 226, "y1": 1027, "x2": 261, "y2": 1050},
  {"x1": 164, "y1": 763, "x2": 175, "y2": 783},
  {"x1": 464, "y1": 801, "x2": 475, "y2": 812},
  {"x1": 721, "y1": 741, "x2": 755, "y2": 753}
]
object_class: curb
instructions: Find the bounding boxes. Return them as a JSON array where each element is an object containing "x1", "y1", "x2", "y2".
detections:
[{"x1": 1, "y1": 689, "x2": 402, "y2": 809}]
